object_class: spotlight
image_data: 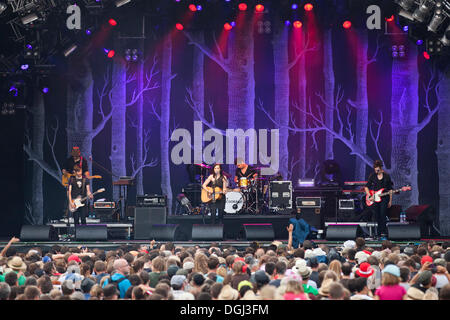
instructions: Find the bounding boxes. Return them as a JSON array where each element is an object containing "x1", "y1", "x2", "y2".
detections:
[
  {"x1": 108, "y1": 18, "x2": 117, "y2": 26},
  {"x1": 428, "y1": 3, "x2": 446, "y2": 33},
  {"x1": 125, "y1": 49, "x2": 131, "y2": 61},
  {"x1": 189, "y1": 4, "x2": 197, "y2": 12},
  {"x1": 293, "y1": 20, "x2": 302, "y2": 28},
  {"x1": 20, "y1": 64, "x2": 29, "y2": 70},
  {"x1": 412, "y1": 1, "x2": 434, "y2": 23},
  {"x1": 440, "y1": 25, "x2": 450, "y2": 46},
  {"x1": 86, "y1": 29, "x2": 92, "y2": 35},
  {"x1": 255, "y1": 4, "x2": 264, "y2": 12},
  {"x1": 427, "y1": 39, "x2": 443, "y2": 54},
  {"x1": 42, "y1": 87, "x2": 49, "y2": 94},
  {"x1": 304, "y1": 3, "x2": 314, "y2": 11},
  {"x1": 21, "y1": 13, "x2": 38, "y2": 25},
  {"x1": 385, "y1": 15, "x2": 395, "y2": 22},
  {"x1": 399, "y1": 9, "x2": 414, "y2": 21},
  {"x1": 238, "y1": 3, "x2": 247, "y2": 11},
  {"x1": 63, "y1": 44, "x2": 77, "y2": 57},
  {"x1": 26, "y1": 44, "x2": 32, "y2": 50},
  {"x1": 115, "y1": 0, "x2": 131, "y2": 7},
  {"x1": 291, "y1": 3, "x2": 298, "y2": 10},
  {"x1": 224, "y1": 22, "x2": 232, "y2": 31},
  {"x1": 175, "y1": 23, "x2": 184, "y2": 30},
  {"x1": 0, "y1": 2, "x2": 6, "y2": 15},
  {"x1": 417, "y1": 39, "x2": 424, "y2": 45},
  {"x1": 396, "y1": 0, "x2": 415, "y2": 11},
  {"x1": 343, "y1": 20, "x2": 352, "y2": 29},
  {"x1": 107, "y1": 50, "x2": 115, "y2": 58},
  {"x1": 403, "y1": 25, "x2": 409, "y2": 32},
  {"x1": 423, "y1": 51, "x2": 431, "y2": 59},
  {"x1": 285, "y1": 20, "x2": 291, "y2": 26}
]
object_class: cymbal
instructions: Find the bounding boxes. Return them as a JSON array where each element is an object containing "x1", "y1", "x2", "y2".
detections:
[{"x1": 194, "y1": 163, "x2": 211, "y2": 169}]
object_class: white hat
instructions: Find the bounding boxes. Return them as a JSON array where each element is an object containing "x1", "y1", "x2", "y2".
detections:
[
  {"x1": 313, "y1": 248, "x2": 326, "y2": 256},
  {"x1": 343, "y1": 240, "x2": 356, "y2": 249},
  {"x1": 355, "y1": 251, "x2": 369, "y2": 264},
  {"x1": 304, "y1": 249, "x2": 316, "y2": 259}
]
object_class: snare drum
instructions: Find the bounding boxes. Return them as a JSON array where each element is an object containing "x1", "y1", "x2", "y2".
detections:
[
  {"x1": 224, "y1": 192, "x2": 245, "y2": 214},
  {"x1": 239, "y1": 177, "x2": 249, "y2": 189}
]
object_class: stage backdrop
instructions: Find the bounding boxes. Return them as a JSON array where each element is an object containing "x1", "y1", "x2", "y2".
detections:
[{"x1": 18, "y1": 12, "x2": 450, "y2": 236}]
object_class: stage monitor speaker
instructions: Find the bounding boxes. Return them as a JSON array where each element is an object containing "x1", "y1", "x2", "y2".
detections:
[
  {"x1": 192, "y1": 224, "x2": 224, "y2": 241},
  {"x1": 243, "y1": 224, "x2": 275, "y2": 241},
  {"x1": 326, "y1": 224, "x2": 362, "y2": 240},
  {"x1": 20, "y1": 225, "x2": 58, "y2": 241},
  {"x1": 387, "y1": 224, "x2": 421, "y2": 240},
  {"x1": 134, "y1": 207, "x2": 167, "y2": 240},
  {"x1": 75, "y1": 225, "x2": 108, "y2": 241},
  {"x1": 150, "y1": 224, "x2": 180, "y2": 241}
]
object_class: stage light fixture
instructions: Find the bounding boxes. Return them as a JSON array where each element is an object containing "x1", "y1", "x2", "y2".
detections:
[
  {"x1": 109, "y1": 19, "x2": 117, "y2": 26},
  {"x1": 238, "y1": 3, "x2": 247, "y2": 11},
  {"x1": 293, "y1": 20, "x2": 302, "y2": 28},
  {"x1": 115, "y1": 0, "x2": 131, "y2": 7},
  {"x1": 412, "y1": 0, "x2": 434, "y2": 23},
  {"x1": 86, "y1": 29, "x2": 92, "y2": 35},
  {"x1": 423, "y1": 51, "x2": 431, "y2": 59},
  {"x1": 224, "y1": 22, "x2": 232, "y2": 30},
  {"x1": 42, "y1": 87, "x2": 49, "y2": 94},
  {"x1": 417, "y1": 39, "x2": 424, "y2": 45},
  {"x1": 20, "y1": 64, "x2": 29, "y2": 70},
  {"x1": 0, "y1": 2, "x2": 7, "y2": 15},
  {"x1": 304, "y1": 3, "x2": 313, "y2": 11},
  {"x1": 255, "y1": 4, "x2": 264, "y2": 12},
  {"x1": 396, "y1": 0, "x2": 416, "y2": 11},
  {"x1": 175, "y1": 23, "x2": 184, "y2": 30},
  {"x1": 197, "y1": 5, "x2": 202, "y2": 11},
  {"x1": 386, "y1": 15, "x2": 395, "y2": 22},
  {"x1": 291, "y1": 3, "x2": 298, "y2": 10},
  {"x1": 63, "y1": 44, "x2": 78, "y2": 57},
  {"x1": 427, "y1": 2, "x2": 446, "y2": 32},
  {"x1": 399, "y1": 9, "x2": 415, "y2": 21},
  {"x1": 189, "y1": 4, "x2": 197, "y2": 12},
  {"x1": 343, "y1": 20, "x2": 352, "y2": 29},
  {"x1": 21, "y1": 13, "x2": 38, "y2": 25},
  {"x1": 285, "y1": 20, "x2": 291, "y2": 26},
  {"x1": 107, "y1": 50, "x2": 115, "y2": 58},
  {"x1": 440, "y1": 25, "x2": 450, "y2": 45},
  {"x1": 427, "y1": 38, "x2": 443, "y2": 53},
  {"x1": 403, "y1": 25, "x2": 409, "y2": 31}
]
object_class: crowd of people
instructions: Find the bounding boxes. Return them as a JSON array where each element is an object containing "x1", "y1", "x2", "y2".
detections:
[{"x1": 0, "y1": 235, "x2": 449, "y2": 300}]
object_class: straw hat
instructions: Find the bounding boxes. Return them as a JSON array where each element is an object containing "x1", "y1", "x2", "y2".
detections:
[{"x1": 7, "y1": 256, "x2": 27, "y2": 272}]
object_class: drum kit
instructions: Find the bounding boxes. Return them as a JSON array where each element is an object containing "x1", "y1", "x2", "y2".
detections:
[{"x1": 193, "y1": 163, "x2": 278, "y2": 215}]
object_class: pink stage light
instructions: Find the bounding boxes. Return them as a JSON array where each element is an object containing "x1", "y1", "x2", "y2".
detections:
[
  {"x1": 238, "y1": 3, "x2": 247, "y2": 11},
  {"x1": 293, "y1": 20, "x2": 302, "y2": 28},
  {"x1": 343, "y1": 20, "x2": 352, "y2": 29}
]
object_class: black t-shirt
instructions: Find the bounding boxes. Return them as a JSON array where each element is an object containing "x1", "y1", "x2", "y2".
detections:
[
  {"x1": 208, "y1": 175, "x2": 227, "y2": 189},
  {"x1": 235, "y1": 166, "x2": 257, "y2": 179},
  {"x1": 365, "y1": 172, "x2": 393, "y2": 192},
  {"x1": 64, "y1": 156, "x2": 89, "y2": 174},
  {"x1": 69, "y1": 176, "x2": 87, "y2": 198}
]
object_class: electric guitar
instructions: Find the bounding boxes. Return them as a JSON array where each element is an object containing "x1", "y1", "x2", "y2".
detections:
[
  {"x1": 62, "y1": 173, "x2": 102, "y2": 187},
  {"x1": 69, "y1": 188, "x2": 105, "y2": 212},
  {"x1": 201, "y1": 187, "x2": 224, "y2": 203},
  {"x1": 366, "y1": 186, "x2": 411, "y2": 207}
]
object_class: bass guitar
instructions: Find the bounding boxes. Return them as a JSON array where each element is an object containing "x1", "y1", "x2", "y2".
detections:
[
  {"x1": 69, "y1": 188, "x2": 105, "y2": 213},
  {"x1": 366, "y1": 186, "x2": 411, "y2": 207},
  {"x1": 201, "y1": 187, "x2": 224, "y2": 203},
  {"x1": 62, "y1": 173, "x2": 102, "y2": 187}
]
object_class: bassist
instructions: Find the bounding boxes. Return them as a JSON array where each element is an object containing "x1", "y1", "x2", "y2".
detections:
[
  {"x1": 364, "y1": 160, "x2": 393, "y2": 240},
  {"x1": 68, "y1": 165, "x2": 93, "y2": 225},
  {"x1": 202, "y1": 164, "x2": 228, "y2": 224}
]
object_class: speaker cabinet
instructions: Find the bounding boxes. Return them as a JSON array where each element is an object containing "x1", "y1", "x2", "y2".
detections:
[
  {"x1": 75, "y1": 225, "x2": 108, "y2": 241},
  {"x1": 243, "y1": 224, "x2": 275, "y2": 241},
  {"x1": 387, "y1": 224, "x2": 421, "y2": 240},
  {"x1": 20, "y1": 225, "x2": 57, "y2": 241},
  {"x1": 134, "y1": 207, "x2": 167, "y2": 240},
  {"x1": 326, "y1": 224, "x2": 362, "y2": 240},
  {"x1": 191, "y1": 224, "x2": 224, "y2": 241},
  {"x1": 297, "y1": 208, "x2": 323, "y2": 229},
  {"x1": 150, "y1": 224, "x2": 180, "y2": 241}
]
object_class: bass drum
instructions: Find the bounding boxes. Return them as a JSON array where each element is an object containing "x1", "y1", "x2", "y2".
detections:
[{"x1": 224, "y1": 192, "x2": 245, "y2": 214}]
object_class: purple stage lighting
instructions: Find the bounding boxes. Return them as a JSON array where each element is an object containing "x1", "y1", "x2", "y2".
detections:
[
  {"x1": 21, "y1": 64, "x2": 29, "y2": 70},
  {"x1": 292, "y1": 3, "x2": 298, "y2": 10},
  {"x1": 9, "y1": 86, "x2": 18, "y2": 96},
  {"x1": 42, "y1": 87, "x2": 49, "y2": 94},
  {"x1": 197, "y1": 5, "x2": 202, "y2": 11},
  {"x1": 26, "y1": 44, "x2": 32, "y2": 50},
  {"x1": 285, "y1": 20, "x2": 291, "y2": 26},
  {"x1": 230, "y1": 21, "x2": 236, "y2": 27},
  {"x1": 86, "y1": 29, "x2": 91, "y2": 35},
  {"x1": 416, "y1": 39, "x2": 423, "y2": 45},
  {"x1": 403, "y1": 25, "x2": 409, "y2": 32}
]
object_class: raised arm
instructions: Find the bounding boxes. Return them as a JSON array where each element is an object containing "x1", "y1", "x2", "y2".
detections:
[{"x1": 0, "y1": 237, "x2": 20, "y2": 257}]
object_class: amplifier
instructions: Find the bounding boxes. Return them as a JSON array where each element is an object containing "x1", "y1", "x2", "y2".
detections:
[
  {"x1": 339, "y1": 199, "x2": 355, "y2": 210},
  {"x1": 136, "y1": 194, "x2": 167, "y2": 207},
  {"x1": 296, "y1": 197, "x2": 321, "y2": 208},
  {"x1": 94, "y1": 202, "x2": 116, "y2": 209}
]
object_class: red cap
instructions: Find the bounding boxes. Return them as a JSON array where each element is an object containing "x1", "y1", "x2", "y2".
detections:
[
  {"x1": 68, "y1": 254, "x2": 82, "y2": 264},
  {"x1": 421, "y1": 255, "x2": 433, "y2": 265},
  {"x1": 355, "y1": 262, "x2": 375, "y2": 278}
]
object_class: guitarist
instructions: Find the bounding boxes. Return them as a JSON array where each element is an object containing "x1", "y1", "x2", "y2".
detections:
[
  {"x1": 68, "y1": 165, "x2": 93, "y2": 225},
  {"x1": 202, "y1": 164, "x2": 228, "y2": 224},
  {"x1": 364, "y1": 160, "x2": 393, "y2": 240},
  {"x1": 62, "y1": 146, "x2": 90, "y2": 181}
]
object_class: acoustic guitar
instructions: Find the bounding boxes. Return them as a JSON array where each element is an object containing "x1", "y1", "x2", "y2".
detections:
[
  {"x1": 201, "y1": 187, "x2": 224, "y2": 203},
  {"x1": 62, "y1": 173, "x2": 102, "y2": 187}
]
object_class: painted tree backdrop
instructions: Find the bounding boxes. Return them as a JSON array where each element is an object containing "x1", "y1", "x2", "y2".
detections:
[{"x1": 21, "y1": 17, "x2": 450, "y2": 235}]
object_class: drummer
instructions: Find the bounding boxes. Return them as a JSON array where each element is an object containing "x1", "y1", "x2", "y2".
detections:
[{"x1": 234, "y1": 158, "x2": 258, "y2": 191}]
